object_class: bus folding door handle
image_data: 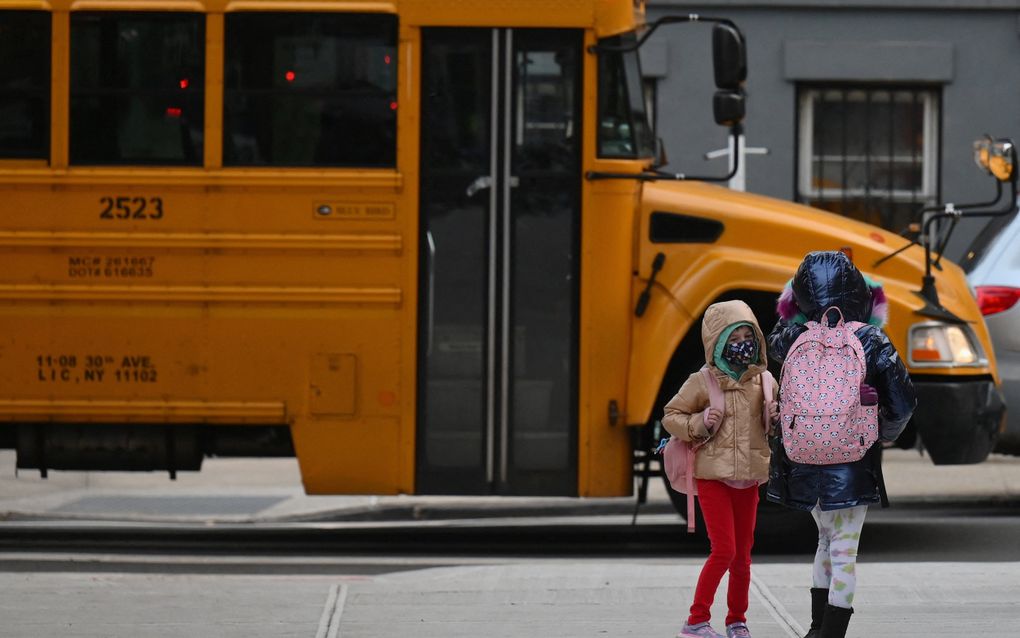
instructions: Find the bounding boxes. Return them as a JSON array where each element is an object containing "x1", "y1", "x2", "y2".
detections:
[
  {"x1": 466, "y1": 176, "x2": 493, "y2": 197},
  {"x1": 465, "y1": 176, "x2": 519, "y2": 197}
]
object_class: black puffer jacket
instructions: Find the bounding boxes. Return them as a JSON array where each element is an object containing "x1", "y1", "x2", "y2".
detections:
[{"x1": 766, "y1": 251, "x2": 917, "y2": 511}]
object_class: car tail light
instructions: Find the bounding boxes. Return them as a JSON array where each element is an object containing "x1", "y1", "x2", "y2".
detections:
[{"x1": 975, "y1": 286, "x2": 1020, "y2": 316}]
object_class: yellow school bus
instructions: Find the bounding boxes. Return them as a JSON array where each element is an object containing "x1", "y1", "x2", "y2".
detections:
[{"x1": 0, "y1": 0, "x2": 1004, "y2": 502}]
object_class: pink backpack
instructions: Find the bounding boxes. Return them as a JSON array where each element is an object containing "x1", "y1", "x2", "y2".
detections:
[
  {"x1": 663, "y1": 367, "x2": 774, "y2": 533},
  {"x1": 778, "y1": 307, "x2": 879, "y2": 464}
]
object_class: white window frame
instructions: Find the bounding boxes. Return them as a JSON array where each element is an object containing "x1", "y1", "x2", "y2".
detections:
[{"x1": 797, "y1": 87, "x2": 940, "y2": 204}]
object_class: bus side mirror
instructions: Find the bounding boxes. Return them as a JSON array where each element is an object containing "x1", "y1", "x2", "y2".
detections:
[
  {"x1": 712, "y1": 23, "x2": 746, "y2": 90},
  {"x1": 974, "y1": 136, "x2": 1017, "y2": 183},
  {"x1": 713, "y1": 91, "x2": 745, "y2": 127}
]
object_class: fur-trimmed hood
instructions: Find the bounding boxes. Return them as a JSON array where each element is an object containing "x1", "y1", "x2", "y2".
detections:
[{"x1": 776, "y1": 251, "x2": 888, "y2": 327}]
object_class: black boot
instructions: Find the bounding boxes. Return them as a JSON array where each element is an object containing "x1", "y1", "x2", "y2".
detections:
[
  {"x1": 818, "y1": 604, "x2": 853, "y2": 638},
  {"x1": 802, "y1": 588, "x2": 828, "y2": 638}
]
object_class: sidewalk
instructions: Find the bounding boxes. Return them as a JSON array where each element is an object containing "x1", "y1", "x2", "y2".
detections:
[
  {"x1": 328, "y1": 560, "x2": 1019, "y2": 637},
  {"x1": 1, "y1": 448, "x2": 1018, "y2": 524},
  {"x1": 0, "y1": 557, "x2": 1014, "y2": 636}
]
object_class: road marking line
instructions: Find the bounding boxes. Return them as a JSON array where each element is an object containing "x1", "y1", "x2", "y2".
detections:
[
  {"x1": 327, "y1": 584, "x2": 349, "y2": 638},
  {"x1": 750, "y1": 571, "x2": 804, "y2": 638},
  {"x1": 315, "y1": 584, "x2": 340, "y2": 638}
]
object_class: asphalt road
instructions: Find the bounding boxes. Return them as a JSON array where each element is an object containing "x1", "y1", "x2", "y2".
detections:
[{"x1": 0, "y1": 497, "x2": 1016, "y2": 570}]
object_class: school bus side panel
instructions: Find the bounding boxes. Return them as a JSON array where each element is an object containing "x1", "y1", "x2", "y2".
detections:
[{"x1": 0, "y1": 4, "x2": 419, "y2": 495}]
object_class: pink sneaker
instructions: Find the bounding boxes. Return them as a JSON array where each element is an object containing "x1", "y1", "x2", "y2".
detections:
[
  {"x1": 678, "y1": 621, "x2": 726, "y2": 638},
  {"x1": 726, "y1": 622, "x2": 752, "y2": 638}
]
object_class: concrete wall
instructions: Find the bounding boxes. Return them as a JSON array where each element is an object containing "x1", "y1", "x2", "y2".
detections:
[{"x1": 643, "y1": 0, "x2": 1020, "y2": 258}]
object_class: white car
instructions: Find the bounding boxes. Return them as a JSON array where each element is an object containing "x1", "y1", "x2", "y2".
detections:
[{"x1": 963, "y1": 206, "x2": 1020, "y2": 454}]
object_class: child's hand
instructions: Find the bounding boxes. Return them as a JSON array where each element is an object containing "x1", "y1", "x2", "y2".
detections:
[
  {"x1": 860, "y1": 383, "x2": 878, "y2": 406},
  {"x1": 768, "y1": 401, "x2": 779, "y2": 422},
  {"x1": 703, "y1": 407, "x2": 723, "y2": 431}
]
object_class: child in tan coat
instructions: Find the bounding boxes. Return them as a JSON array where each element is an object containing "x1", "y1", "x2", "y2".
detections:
[{"x1": 662, "y1": 300, "x2": 778, "y2": 638}]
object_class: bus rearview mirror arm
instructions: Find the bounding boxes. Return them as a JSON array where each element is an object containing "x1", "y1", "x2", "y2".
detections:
[
  {"x1": 876, "y1": 136, "x2": 1016, "y2": 271},
  {"x1": 869, "y1": 177, "x2": 1003, "y2": 269},
  {"x1": 913, "y1": 166, "x2": 1017, "y2": 322},
  {"x1": 588, "y1": 14, "x2": 739, "y2": 56},
  {"x1": 590, "y1": 14, "x2": 747, "y2": 92}
]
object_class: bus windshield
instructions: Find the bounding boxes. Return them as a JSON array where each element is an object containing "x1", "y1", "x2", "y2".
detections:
[{"x1": 596, "y1": 32, "x2": 654, "y2": 159}]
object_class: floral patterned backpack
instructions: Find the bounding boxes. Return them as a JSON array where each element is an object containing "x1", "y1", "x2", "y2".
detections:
[{"x1": 778, "y1": 306, "x2": 879, "y2": 464}]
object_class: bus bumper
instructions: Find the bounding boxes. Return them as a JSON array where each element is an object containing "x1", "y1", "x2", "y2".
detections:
[{"x1": 912, "y1": 376, "x2": 1005, "y2": 465}]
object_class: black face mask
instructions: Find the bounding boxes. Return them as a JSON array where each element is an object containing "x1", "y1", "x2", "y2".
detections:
[{"x1": 723, "y1": 338, "x2": 757, "y2": 365}]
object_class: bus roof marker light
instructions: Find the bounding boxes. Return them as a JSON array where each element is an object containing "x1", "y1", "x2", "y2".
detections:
[{"x1": 285, "y1": 70, "x2": 296, "y2": 83}]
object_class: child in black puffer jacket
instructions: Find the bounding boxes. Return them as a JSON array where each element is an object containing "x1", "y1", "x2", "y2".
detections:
[{"x1": 766, "y1": 251, "x2": 916, "y2": 638}]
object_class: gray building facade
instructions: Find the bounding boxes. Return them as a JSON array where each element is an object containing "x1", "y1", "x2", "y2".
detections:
[{"x1": 642, "y1": 0, "x2": 1020, "y2": 259}]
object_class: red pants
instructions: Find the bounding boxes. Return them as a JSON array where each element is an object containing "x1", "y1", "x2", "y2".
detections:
[{"x1": 688, "y1": 479, "x2": 760, "y2": 626}]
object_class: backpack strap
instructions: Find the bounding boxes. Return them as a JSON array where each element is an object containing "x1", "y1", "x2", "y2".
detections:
[
  {"x1": 761, "y1": 370, "x2": 775, "y2": 434},
  {"x1": 699, "y1": 367, "x2": 726, "y2": 423},
  {"x1": 843, "y1": 320, "x2": 869, "y2": 335},
  {"x1": 824, "y1": 305, "x2": 845, "y2": 326},
  {"x1": 683, "y1": 443, "x2": 696, "y2": 533}
]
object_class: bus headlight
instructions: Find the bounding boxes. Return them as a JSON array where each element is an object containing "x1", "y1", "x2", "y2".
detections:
[{"x1": 908, "y1": 322, "x2": 986, "y2": 367}]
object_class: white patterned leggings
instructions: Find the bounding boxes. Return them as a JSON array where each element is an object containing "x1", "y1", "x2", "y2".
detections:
[{"x1": 811, "y1": 504, "x2": 868, "y2": 609}]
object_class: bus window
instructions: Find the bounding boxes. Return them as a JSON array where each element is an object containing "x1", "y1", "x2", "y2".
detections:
[
  {"x1": 596, "y1": 33, "x2": 654, "y2": 159},
  {"x1": 69, "y1": 12, "x2": 205, "y2": 166},
  {"x1": 223, "y1": 13, "x2": 397, "y2": 168},
  {"x1": 517, "y1": 48, "x2": 579, "y2": 172},
  {"x1": 0, "y1": 11, "x2": 50, "y2": 160}
]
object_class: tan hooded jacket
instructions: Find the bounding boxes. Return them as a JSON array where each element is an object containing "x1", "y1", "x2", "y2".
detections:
[{"x1": 661, "y1": 300, "x2": 775, "y2": 482}]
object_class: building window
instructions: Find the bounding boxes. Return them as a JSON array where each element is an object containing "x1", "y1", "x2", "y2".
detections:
[
  {"x1": 223, "y1": 12, "x2": 397, "y2": 168},
  {"x1": 797, "y1": 86, "x2": 940, "y2": 232},
  {"x1": 70, "y1": 12, "x2": 205, "y2": 166},
  {"x1": 0, "y1": 11, "x2": 50, "y2": 160}
]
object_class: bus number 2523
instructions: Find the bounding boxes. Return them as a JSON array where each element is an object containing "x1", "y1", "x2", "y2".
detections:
[{"x1": 99, "y1": 196, "x2": 164, "y2": 220}]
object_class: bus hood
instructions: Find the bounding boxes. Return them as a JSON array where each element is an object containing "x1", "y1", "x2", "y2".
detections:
[{"x1": 640, "y1": 180, "x2": 984, "y2": 325}]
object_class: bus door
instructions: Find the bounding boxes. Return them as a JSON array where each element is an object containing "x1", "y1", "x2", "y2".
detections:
[{"x1": 417, "y1": 28, "x2": 582, "y2": 495}]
